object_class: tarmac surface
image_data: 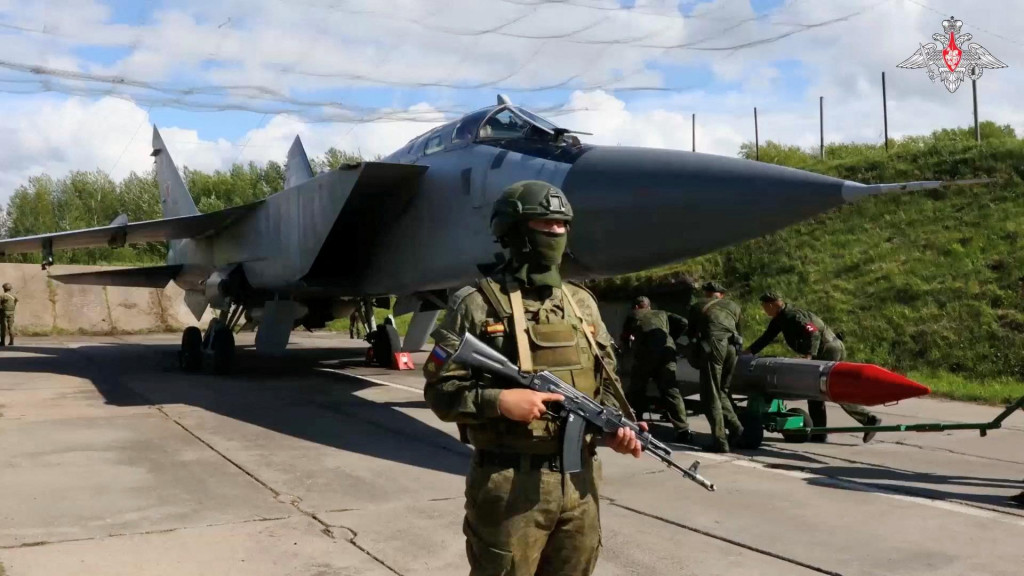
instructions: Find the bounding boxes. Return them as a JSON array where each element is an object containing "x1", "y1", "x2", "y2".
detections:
[{"x1": 1, "y1": 332, "x2": 1022, "y2": 575}]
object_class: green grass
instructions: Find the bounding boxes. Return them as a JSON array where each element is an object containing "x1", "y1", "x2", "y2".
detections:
[
  {"x1": 588, "y1": 123, "x2": 1024, "y2": 405},
  {"x1": 907, "y1": 369, "x2": 1024, "y2": 406}
]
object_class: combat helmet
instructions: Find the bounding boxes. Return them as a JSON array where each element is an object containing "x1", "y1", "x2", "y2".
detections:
[
  {"x1": 2, "y1": 283, "x2": 10, "y2": 291},
  {"x1": 490, "y1": 180, "x2": 573, "y2": 243}
]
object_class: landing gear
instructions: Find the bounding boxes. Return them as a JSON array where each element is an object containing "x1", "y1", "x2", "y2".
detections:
[
  {"x1": 179, "y1": 326, "x2": 202, "y2": 372},
  {"x1": 178, "y1": 302, "x2": 244, "y2": 374}
]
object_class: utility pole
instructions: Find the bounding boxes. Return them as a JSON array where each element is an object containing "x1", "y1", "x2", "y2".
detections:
[
  {"x1": 754, "y1": 107, "x2": 760, "y2": 161},
  {"x1": 692, "y1": 113, "x2": 696, "y2": 152},
  {"x1": 819, "y1": 96, "x2": 825, "y2": 159},
  {"x1": 882, "y1": 71, "x2": 889, "y2": 152},
  {"x1": 972, "y1": 79, "x2": 980, "y2": 144}
]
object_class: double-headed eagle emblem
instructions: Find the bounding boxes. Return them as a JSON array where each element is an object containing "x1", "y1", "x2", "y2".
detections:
[{"x1": 897, "y1": 16, "x2": 1007, "y2": 93}]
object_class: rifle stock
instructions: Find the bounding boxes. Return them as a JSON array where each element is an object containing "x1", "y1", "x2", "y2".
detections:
[{"x1": 450, "y1": 332, "x2": 716, "y2": 492}]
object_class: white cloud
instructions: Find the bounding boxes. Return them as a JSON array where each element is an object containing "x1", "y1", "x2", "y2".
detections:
[{"x1": 2, "y1": 0, "x2": 1024, "y2": 205}]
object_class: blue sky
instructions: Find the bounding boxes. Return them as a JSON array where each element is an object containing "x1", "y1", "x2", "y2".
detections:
[{"x1": 0, "y1": 0, "x2": 1020, "y2": 203}]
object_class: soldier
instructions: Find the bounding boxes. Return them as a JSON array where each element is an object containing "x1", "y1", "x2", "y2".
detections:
[
  {"x1": 423, "y1": 181, "x2": 643, "y2": 576},
  {"x1": 743, "y1": 292, "x2": 882, "y2": 443},
  {"x1": 619, "y1": 295, "x2": 693, "y2": 443},
  {"x1": 0, "y1": 282, "x2": 16, "y2": 346},
  {"x1": 686, "y1": 282, "x2": 746, "y2": 452},
  {"x1": 349, "y1": 308, "x2": 365, "y2": 339}
]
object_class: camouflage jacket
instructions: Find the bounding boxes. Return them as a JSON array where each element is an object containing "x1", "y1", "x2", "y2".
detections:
[
  {"x1": 620, "y1": 308, "x2": 687, "y2": 353},
  {"x1": 687, "y1": 297, "x2": 742, "y2": 343},
  {"x1": 748, "y1": 304, "x2": 835, "y2": 357},
  {"x1": 423, "y1": 275, "x2": 622, "y2": 451},
  {"x1": 0, "y1": 292, "x2": 16, "y2": 314}
]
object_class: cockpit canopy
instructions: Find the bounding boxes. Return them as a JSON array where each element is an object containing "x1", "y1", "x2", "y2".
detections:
[{"x1": 401, "y1": 102, "x2": 582, "y2": 160}]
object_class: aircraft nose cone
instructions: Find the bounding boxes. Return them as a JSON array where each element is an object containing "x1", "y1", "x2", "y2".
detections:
[{"x1": 560, "y1": 146, "x2": 849, "y2": 276}]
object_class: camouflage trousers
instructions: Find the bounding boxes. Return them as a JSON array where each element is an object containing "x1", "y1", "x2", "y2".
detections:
[
  {"x1": 811, "y1": 341, "x2": 873, "y2": 428},
  {"x1": 627, "y1": 352, "x2": 689, "y2": 431},
  {"x1": 698, "y1": 338, "x2": 743, "y2": 449},
  {"x1": 463, "y1": 451, "x2": 603, "y2": 576},
  {"x1": 0, "y1": 313, "x2": 11, "y2": 345}
]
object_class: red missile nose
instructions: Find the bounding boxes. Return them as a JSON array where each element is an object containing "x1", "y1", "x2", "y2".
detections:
[{"x1": 827, "y1": 362, "x2": 931, "y2": 406}]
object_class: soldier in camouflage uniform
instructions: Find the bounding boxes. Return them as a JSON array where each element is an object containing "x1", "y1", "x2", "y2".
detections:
[
  {"x1": 620, "y1": 295, "x2": 693, "y2": 443},
  {"x1": 423, "y1": 181, "x2": 644, "y2": 576},
  {"x1": 686, "y1": 282, "x2": 745, "y2": 452},
  {"x1": 744, "y1": 292, "x2": 882, "y2": 443},
  {"x1": 0, "y1": 282, "x2": 16, "y2": 346}
]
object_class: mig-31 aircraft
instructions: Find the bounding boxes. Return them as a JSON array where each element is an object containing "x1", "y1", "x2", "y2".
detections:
[{"x1": 0, "y1": 95, "x2": 971, "y2": 372}]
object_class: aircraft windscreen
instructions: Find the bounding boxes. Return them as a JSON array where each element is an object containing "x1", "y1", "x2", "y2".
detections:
[
  {"x1": 478, "y1": 108, "x2": 536, "y2": 140},
  {"x1": 512, "y1": 107, "x2": 559, "y2": 133}
]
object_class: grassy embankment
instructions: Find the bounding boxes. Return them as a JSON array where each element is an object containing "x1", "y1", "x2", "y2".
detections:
[{"x1": 587, "y1": 123, "x2": 1024, "y2": 405}]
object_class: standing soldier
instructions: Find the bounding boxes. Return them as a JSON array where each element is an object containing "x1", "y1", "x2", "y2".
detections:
[
  {"x1": 620, "y1": 295, "x2": 693, "y2": 443},
  {"x1": 743, "y1": 292, "x2": 882, "y2": 442},
  {"x1": 349, "y1": 308, "x2": 365, "y2": 340},
  {"x1": 423, "y1": 181, "x2": 644, "y2": 576},
  {"x1": 686, "y1": 282, "x2": 746, "y2": 452},
  {"x1": 0, "y1": 282, "x2": 16, "y2": 346}
]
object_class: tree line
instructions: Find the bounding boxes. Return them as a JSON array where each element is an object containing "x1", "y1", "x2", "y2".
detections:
[{"x1": 0, "y1": 147, "x2": 367, "y2": 265}]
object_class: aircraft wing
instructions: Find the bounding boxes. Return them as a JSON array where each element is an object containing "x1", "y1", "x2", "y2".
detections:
[
  {"x1": 0, "y1": 201, "x2": 262, "y2": 256},
  {"x1": 49, "y1": 264, "x2": 184, "y2": 288}
]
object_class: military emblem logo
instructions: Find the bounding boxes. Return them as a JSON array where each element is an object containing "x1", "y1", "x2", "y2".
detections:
[{"x1": 897, "y1": 16, "x2": 1007, "y2": 93}]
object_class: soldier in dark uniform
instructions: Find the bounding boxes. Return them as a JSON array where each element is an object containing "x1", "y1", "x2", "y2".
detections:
[
  {"x1": 744, "y1": 292, "x2": 882, "y2": 443},
  {"x1": 422, "y1": 181, "x2": 644, "y2": 576},
  {"x1": 620, "y1": 296, "x2": 693, "y2": 443},
  {"x1": 686, "y1": 282, "x2": 745, "y2": 452}
]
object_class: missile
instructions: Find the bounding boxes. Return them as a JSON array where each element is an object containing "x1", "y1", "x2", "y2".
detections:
[{"x1": 728, "y1": 355, "x2": 931, "y2": 406}]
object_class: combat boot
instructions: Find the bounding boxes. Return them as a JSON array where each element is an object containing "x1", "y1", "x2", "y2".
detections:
[
  {"x1": 862, "y1": 415, "x2": 882, "y2": 443},
  {"x1": 675, "y1": 429, "x2": 695, "y2": 444}
]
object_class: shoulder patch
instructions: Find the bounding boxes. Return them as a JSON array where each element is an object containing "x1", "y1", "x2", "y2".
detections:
[{"x1": 448, "y1": 285, "x2": 477, "y2": 310}]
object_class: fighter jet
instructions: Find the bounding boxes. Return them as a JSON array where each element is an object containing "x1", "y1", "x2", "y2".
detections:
[{"x1": 0, "y1": 95, "x2": 975, "y2": 372}]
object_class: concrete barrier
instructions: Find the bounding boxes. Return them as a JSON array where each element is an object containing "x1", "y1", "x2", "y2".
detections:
[{"x1": 0, "y1": 263, "x2": 215, "y2": 335}]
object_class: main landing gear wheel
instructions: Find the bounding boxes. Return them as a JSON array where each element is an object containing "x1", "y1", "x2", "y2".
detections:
[
  {"x1": 179, "y1": 326, "x2": 202, "y2": 372},
  {"x1": 211, "y1": 326, "x2": 235, "y2": 375},
  {"x1": 368, "y1": 324, "x2": 402, "y2": 368}
]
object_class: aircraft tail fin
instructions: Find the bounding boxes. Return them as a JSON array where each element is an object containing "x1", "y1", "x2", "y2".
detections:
[
  {"x1": 285, "y1": 135, "x2": 315, "y2": 188},
  {"x1": 151, "y1": 126, "x2": 199, "y2": 219}
]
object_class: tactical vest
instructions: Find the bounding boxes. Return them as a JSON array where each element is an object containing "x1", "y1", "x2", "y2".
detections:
[
  {"x1": 467, "y1": 276, "x2": 600, "y2": 454},
  {"x1": 0, "y1": 293, "x2": 15, "y2": 313}
]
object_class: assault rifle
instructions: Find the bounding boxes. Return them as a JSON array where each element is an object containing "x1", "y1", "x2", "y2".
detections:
[{"x1": 449, "y1": 332, "x2": 717, "y2": 491}]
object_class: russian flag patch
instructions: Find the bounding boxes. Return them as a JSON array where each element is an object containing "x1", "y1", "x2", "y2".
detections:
[{"x1": 428, "y1": 344, "x2": 450, "y2": 368}]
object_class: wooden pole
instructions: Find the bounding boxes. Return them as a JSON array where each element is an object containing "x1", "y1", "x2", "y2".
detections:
[
  {"x1": 754, "y1": 107, "x2": 759, "y2": 161},
  {"x1": 882, "y1": 71, "x2": 889, "y2": 152},
  {"x1": 819, "y1": 96, "x2": 825, "y2": 159},
  {"x1": 973, "y1": 79, "x2": 980, "y2": 144}
]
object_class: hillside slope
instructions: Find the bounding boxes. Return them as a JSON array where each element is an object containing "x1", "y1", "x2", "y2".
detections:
[{"x1": 588, "y1": 123, "x2": 1024, "y2": 403}]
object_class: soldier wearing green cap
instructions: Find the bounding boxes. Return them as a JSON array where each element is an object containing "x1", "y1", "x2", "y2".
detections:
[
  {"x1": 686, "y1": 281, "x2": 745, "y2": 452},
  {"x1": 0, "y1": 282, "x2": 16, "y2": 346},
  {"x1": 423, "y1": 180, "x2": 644, "y2": 576},
  {"x1": 619, "y1": 295, "x2": 693, "y2": 443},
  {"x1": 743, "y1": 291, "x2": 881, "y2": 443}
]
